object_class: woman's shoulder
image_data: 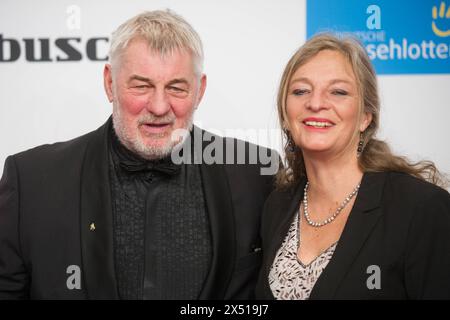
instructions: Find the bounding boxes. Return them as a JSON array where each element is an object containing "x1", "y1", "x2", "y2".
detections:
[
  {"x1": 261, "y1": 181, "x2": 304, "y2": 231},
  {"x1": 264, "y1": 180, "x2": 304, "y2": 208},
  {"x1": 384, "y1": 171, "x2": 449, "y2": 200},
  {"x1": 378, "y1": 172, "x2": 450, "y2": 221}
]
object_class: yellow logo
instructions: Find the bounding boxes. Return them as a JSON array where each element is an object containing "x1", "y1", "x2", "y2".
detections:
[{"x1": 432, "y1": 1, "x2": 450, "y2": 37}]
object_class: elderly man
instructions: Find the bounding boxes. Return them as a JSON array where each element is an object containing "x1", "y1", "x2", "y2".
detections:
[{"x1": 0, "y1": 10, "x2": 277, "y2": 299}]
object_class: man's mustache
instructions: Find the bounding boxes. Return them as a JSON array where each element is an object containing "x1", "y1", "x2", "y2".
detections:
[{"x1": 138, "y1": 113, "x2": 176, "y2": 125}]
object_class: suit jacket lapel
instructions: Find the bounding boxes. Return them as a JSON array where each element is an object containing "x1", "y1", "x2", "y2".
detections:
[
  {"x1": 80, "y1": 118, "x2": 119, "y2": 299},
  {"x1": 310, "y1": 172, "x2": 386, "y2": 299},
  {"x1": 260, "y1": 181, "x2": 306, "y2": 298},
  {"x1": 196, "y1": 127, "x2": 236, "y2": 299}
]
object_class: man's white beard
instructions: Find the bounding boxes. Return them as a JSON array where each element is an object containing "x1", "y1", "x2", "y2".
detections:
[{"x1": 112, "y1": 104, "x2": 194, "y2": 160}]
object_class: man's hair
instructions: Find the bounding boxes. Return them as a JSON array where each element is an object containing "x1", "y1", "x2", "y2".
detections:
[{"x1": 109, "y1": 9, "x2": 204, "y2": 75}]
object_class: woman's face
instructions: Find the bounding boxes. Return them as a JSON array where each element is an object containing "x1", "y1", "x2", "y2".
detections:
[{"x1": 285, "y1": 49, "x2": 371, "y2": 160}]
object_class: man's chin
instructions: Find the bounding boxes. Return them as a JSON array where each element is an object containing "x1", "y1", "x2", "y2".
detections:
[
  {"x1": 141, "y1": 138, "x2": 172, "y2": 150},
  {"x1": 133, "y1": 139, "x2": 175, "y2": 160}
]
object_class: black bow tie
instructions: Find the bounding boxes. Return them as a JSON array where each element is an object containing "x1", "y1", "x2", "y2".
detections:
[{"x1": 119, "y1": 158, "x2": 181, "y2": 176}]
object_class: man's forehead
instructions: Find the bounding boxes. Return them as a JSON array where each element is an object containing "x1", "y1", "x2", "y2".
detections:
[
  {"x1": 118, "y1": 56, "x2": 196, "y2": 83},
  {"x1": 127, "y1": 74, "x2": 190, "y2": 85}
]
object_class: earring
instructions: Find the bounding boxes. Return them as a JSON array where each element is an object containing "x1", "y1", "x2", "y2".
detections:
[
  {"x1": 286, "y1": 133, "x2": 296, "y2": 152},
  {"x1": 357, "y1": 132, "x2": 364, "y2": 157},
  {"x1": 284, "y1": 127, "x2": 296, "y2": 152},
  {"x1": 288, "y1": 138, "x2": 296, "y2": 152}
]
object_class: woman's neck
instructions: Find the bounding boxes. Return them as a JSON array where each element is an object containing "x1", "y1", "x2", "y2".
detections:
[{"x1": 303, "y1": 151, "x2": 363, "y2": 200}]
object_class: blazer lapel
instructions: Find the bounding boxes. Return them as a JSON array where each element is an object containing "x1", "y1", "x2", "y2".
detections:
[
  {"x1": 310, "y1": 172, "x2": 386, "y2": 299},
  {"x1": 196, "y1": 127, "x2": 236, "y2": 299},
  {"x1": 261, "y1": 181, "x2": 306, "y2": 298},
  {"x1": 80, "y1": 118, "x2": 119, "y2": 299}
]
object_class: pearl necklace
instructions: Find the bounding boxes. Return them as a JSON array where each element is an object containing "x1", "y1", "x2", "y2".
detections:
[{"x1": 302, "y1": 181, "x2": 360, "y2": 228}]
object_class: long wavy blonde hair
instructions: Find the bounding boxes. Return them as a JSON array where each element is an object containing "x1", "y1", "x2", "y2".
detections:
[{"x1": 276, "y1": 33, "x2": 448, "y2": 189}]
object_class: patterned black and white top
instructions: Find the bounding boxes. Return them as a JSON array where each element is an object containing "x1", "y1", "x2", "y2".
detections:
[{"x1": 268, "y1": 212, "x2": 337, "y2": 300}]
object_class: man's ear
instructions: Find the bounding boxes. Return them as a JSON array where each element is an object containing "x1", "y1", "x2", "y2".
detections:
[
  {"x1": 103, "y1": 64, "x2": 114, "y2": 103},
  {"x1": 195, "y1": 74, "x2": 207, "y2": 108}
]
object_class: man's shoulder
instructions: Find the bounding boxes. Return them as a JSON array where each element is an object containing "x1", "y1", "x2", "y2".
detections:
[
  {"x1": 14, "y1": 131, "x2": 93, "y2": 161},
  {"x1": 195, "y1": 126, "x2": 280, "y2": 175},
  {"x1": 10, "y1": 123, "x2": 106, "y2": 174},
  {"x1": 201, "y1": 127, "x2": 274, "y2": 152}
]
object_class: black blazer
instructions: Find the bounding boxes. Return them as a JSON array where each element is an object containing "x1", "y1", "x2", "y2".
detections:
[
  {"x1": 0, "y1": 119, "x2": 277, "y2": 299},
  {"x1": 255, "y1": 171, "x2": 450, "y2": 299}
]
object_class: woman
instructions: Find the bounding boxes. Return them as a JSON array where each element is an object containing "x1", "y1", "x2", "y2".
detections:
[{"x1": 255, "y1": 33, "x2": 450, "y2": 299}]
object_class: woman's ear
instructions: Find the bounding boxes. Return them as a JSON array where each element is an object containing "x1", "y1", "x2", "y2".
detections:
[{"x1": 360, "y1": 112, "x2": 373, "y2": 132}]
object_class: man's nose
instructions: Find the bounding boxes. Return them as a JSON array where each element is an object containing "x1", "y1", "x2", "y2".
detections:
[{"x1": 146, "y1": 90, "x2": 171, "y2": 115}]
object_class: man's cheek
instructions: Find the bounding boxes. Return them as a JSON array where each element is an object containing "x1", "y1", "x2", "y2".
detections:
[
  {"x1": 120, "y1": 96, "x2": 148, "y2": 115},
  {"x1": 172, "y1": 101, "x2": 195, "y2": 119}
]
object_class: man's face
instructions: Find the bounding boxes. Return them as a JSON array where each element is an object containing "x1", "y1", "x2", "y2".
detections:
[{"x1": 104, "y1": 37, "x2": 206, "y2": 159}]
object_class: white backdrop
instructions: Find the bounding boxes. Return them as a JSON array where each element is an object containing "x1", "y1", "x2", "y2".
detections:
[{"x1": 1, "y1": 0, "x2": 449, "y2": 178}]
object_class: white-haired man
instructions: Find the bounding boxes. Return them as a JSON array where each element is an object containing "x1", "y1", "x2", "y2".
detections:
[{"x1": 0, "y1": 10, "x2": 278, "y2": 299}]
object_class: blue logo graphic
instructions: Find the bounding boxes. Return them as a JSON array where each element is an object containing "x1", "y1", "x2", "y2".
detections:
[{"x1": 307, "y1": 0, "x2": 450, "y2": 74}]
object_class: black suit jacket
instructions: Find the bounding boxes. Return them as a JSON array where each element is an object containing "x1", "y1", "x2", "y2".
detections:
[
  {"x1": 255, "y1": 171, "x2": 450, "y2": 299},
  {"x1": 0, "y1": 119, "x2": 277, "y2": 299}
]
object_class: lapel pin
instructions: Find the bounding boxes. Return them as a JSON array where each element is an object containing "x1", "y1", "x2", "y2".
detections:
[{"x1": 89, "y1": 222, "x2": 96, "y2": 231}]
